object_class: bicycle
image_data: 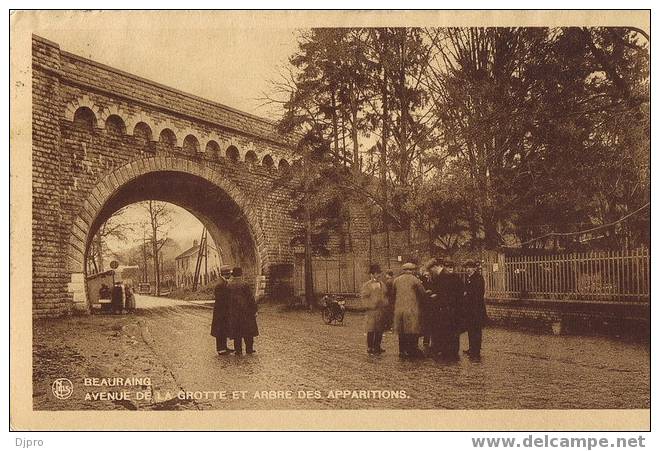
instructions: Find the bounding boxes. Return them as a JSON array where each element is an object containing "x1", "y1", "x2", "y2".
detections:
[{"x1": 320, "y1": 295, "x2": 346, "y2": 325}]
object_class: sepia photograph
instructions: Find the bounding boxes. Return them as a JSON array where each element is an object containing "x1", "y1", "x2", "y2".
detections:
[{"x1": 9, "y1": 9, "x2": 650, "y2": 431}]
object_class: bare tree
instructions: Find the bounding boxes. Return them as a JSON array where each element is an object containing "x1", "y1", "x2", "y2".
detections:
[
  {"x1": 86, "y1": 207, "x2": 134, "y2": 274},
  {"x1": 139, "y1": 201, "x2": 173, "y2": 295}
]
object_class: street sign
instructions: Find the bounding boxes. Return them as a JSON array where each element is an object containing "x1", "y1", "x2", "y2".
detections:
[{"x1": 109, "y1": 260, "x2": 119, "y2": 269}]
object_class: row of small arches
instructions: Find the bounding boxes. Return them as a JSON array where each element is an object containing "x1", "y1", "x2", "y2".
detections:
[{"x1": 70, "y1": 106, "x2": 293, "y2": 170}]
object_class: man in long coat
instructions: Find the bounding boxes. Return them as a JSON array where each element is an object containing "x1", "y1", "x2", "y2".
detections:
[
  {"x1": 392, "y1": 262, "x2": 427, "y2": 358},
  {"x1": 462, "y1": 261, "x2": 487, "y2": 358},
  {"x1": 111, "y1": 281, "x2": 124, "y2": 314},
  {"x1": 211, "y1": 265, "x2": 233, "y2": 355},
  {"x1": 383, "y1": 270, "x2": 395, "y2": 330},
  {"x1": 425, "y1": 259, "x2": 463, "y2": 360},
  {"x1": 418, "y1": 265, "x2": 433, "y2": 349},
  {"x1": 361, "y1": 263, "x2": 390, "y2": 354},
  {"x1": 227, "y1": 267, "x2": 259, "y2": 355}
]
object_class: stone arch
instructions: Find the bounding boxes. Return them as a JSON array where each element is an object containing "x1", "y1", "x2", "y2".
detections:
[
  {"x1": 262, "y1": 154, "x2": 274, "y2": 169},
  {"x1": 72, "y1": 107, "x2": 98, "y2": 130},
  {"x1": 182, "y1": 134, "x2": 201, "y2": 154},
  {"x1": 66, "y1": 157, "x2": 269, "y2": 305},
  {"x1": 98, "y1": 104, "x2": 129, "y2": 130},
  {"x1": 226, "y1": 145, "x2": 240, "y2": 162},
  {"x1": 126, "y1": 113, "x2": 157, "y2": 139},
  {"x1": 278, "y1": 158, "x2": 291, "y2": 171},
  {"x1": 155, "y1": 123, "x2": 181, "y2": 146},
  {"x1": 204, "y1": 134, "x2": 222, "y2": 155},
  {"x1": 205, "y1": 139, "x2": 220, "y2": 156},
  {"x1": 158, "y1": 128, "x2": 178, "y2": 147},
  {"x1": 178, "y1": 127, "x2": 203, "y2": 148},
  {"x1": 133, "y1": 122, "x2": 154, "y2": 144},
  {"x1": 104, "y1": 114, "x2": 127, "y2": 136},
  {"x1": 64, "y1": 95, "x2": 102, "y2": 125},
  {"x1": 245, "y1": 150, "x2": 258, "y2": 165}
]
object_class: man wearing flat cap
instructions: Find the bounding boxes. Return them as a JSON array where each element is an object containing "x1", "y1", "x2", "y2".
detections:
[
  {"x1": 392, "y1": 261, "x2": 427, "y2": 358},
  {"x1": 425, "y1": 258, "x2": 463, "y2": 360},
  {"x1": 462, "y1": 261, "x2": 486, "y2": 358},
  {"x1": 211, "y1": 265, "x2": 234, "y2": 355}
]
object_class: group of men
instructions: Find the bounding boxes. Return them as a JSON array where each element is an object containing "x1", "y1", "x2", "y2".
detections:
[
  {"x1": 361, "y1": 259, "x2": 486, "y2": 360},
  {"x1": 210, "y1": 265, "x2": 259, "y2": 355}
]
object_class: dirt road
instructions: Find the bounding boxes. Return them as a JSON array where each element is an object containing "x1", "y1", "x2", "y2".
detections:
[{"x1": 33, "y1": 295, "x2": 649, "y2": 410}]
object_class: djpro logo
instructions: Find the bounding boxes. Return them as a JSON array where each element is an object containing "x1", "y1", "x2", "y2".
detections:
[{"x1": 51, "y1": 378, "x2": 73, "y2": 400}]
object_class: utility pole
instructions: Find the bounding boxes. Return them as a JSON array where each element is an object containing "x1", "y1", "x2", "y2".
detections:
[
  {"x1": 192, "y1": 228, "x2": 208, "y2": 291},
  {"x1": 204, "y1": 236, "x2": 208, "y2": 285}
]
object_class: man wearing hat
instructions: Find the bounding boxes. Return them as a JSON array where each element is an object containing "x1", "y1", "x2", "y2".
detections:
[
  {"x1": 462, "y1": 261, "x2": 486, "y2": 358},
  {"x1": 425, "y1": 258, "x2": 463, "y2": 360},
  {"x1": 211, "y1": 265, "x2": 233, "y2": 355},
  {"x1": 392, "y1": 261, "x2": 427, "y2": 358},
  {"x1": 227, "y1": 267, "x2": 259, "y2": 355},
  {"x1": 360, "y1": 263, "x2": 390, "y2": 354}
]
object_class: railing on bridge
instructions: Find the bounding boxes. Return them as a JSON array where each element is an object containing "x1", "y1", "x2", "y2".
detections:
[
  {"x1": 294, "y1": 248, "x2": 650, "y2": 305},
  {"x1": 483, "y1": 248, "x2": 650, "y2": 304}
]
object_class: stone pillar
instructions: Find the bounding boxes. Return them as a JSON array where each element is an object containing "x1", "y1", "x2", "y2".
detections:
[
  {"x1": 256, "y1": 274, "x2": 267, "y2": 298},
  {"x1": 32, "y1": 36, "x2": 70, "y2": 317},
  {"x1": 67, "y1": 273, "x2": 88, "y2": 312}
]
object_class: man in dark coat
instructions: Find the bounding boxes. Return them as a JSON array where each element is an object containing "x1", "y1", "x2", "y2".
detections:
[
  {"x1": 211, "y1": 265, "x2": 233, "y2": 355},
  {"x1": 227, "y1": 267, "x2": 259, "y2": 355},
  {"x1": 418, "y1": 266, "x2": 433, "y2": 349},
  {"x1": 383, "y1": 270, "x2": 395, "y2": 330},
  {"x1": 462, "y1": 261, "x2": 487, "y2": 358},
  {"x1": 111, "y1": 282, "x2": 124, "y2": 314},
  {"x1": 425, "y1": 259, "x2": 463, "y2": 360}
]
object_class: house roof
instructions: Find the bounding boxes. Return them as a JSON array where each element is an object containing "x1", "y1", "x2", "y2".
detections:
[{"x1": 175, "y1": 244, "x2": 200, "y2": 260}]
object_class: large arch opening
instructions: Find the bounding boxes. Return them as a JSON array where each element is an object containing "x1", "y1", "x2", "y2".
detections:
[
  {"x1": 88, "y1": 171, "x2": 258, "y2": 281},
  {"x1": 69, "y1": 160, "x2": 266, "y2": 310},
  {"x1": 86, "y1": 202, "x2": 231, "y2": 294}
]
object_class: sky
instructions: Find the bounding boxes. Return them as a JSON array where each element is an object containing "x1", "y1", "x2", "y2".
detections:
[
  {"x1": 30, "y1": 12, "x2": 302, "y2": 256},
  {"x1": 33, "y1": 11, "x2": 300, "y2": 117}
]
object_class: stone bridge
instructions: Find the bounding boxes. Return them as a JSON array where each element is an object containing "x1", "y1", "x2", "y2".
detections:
[{"x1": 31, "y1": 35, "x2": 367, "y2": 317}]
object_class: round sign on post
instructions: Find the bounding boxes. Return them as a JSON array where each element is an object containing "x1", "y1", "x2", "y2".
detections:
[{"x1": 110, "y1": 260, "x2": 119, "y2": 270}]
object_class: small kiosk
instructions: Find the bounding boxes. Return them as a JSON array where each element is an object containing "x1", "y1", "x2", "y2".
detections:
[
  {"x1": 86, "y1": 261, "x2": 139, "y2": 313},
  {"x1": 86, "y1": 270, "x2": 116, "y2": 312}
]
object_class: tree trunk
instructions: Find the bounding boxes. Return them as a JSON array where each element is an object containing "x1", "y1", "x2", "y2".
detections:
[
  {"x1": 141, "y1": 238, "x2": 148, "y2": 284},
  {"x1": 151, "y1": 229, "x2": 160, "y2": 296},
  {"x1": 349, "y1": 83, "x2": 360, "y2": 176},
  {"x1": 303, "y1": 202, "x2": 315, "y2": 307},
  {"x1": 398, "y1": 31, "x2": 409, "y2": 186},
  {"x1": 482, "y1": 212, "x2": 499, "y2": 250},
  {"x1": 379, "y1": 29, "x2": 391, "y2": 268},
  {"x1": 95, "y1": 231, "x2": 104, "y2": 272},
  {"x1": 331, "y1": 90, "x2": 340, "y2": 163},
  {"x1": 149, "y1": 201, "x2": 161, "y2": 296},
  {"x1": 340, "y1": 112, "x2": 348, "y2": 167}
]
